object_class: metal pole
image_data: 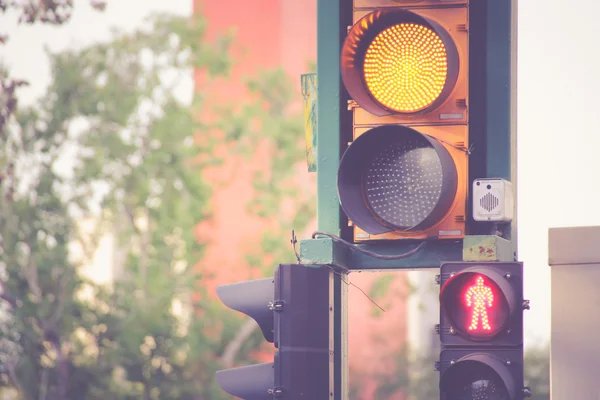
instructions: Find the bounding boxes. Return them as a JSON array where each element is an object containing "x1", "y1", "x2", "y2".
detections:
[
  {"x1": 317, "y1": 0, "x2": 347, "y2": 398},
  {"x1": 548, "y1": 226, "x2": 600, "y2": 400}
]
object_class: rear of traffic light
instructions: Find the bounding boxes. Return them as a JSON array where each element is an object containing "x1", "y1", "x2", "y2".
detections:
[
  {"x1": 215, "y1": 264, "x2": 329, "y2": 400},
  {"x1": 437, "y1": 262, "x2": 529, "y2": 399},
  {"x1": 338, "y1": 0, "x2": 469, "y2": 242}
]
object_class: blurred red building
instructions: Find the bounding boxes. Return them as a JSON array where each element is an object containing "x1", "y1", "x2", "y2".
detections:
[{"x1": 193, "y1": 1, "x2": 409, "y2": 398}]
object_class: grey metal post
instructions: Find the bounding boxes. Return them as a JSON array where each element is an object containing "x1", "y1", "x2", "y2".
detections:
[{"x1": 548, "y1": 226, "x2": 600, "y2": 400}]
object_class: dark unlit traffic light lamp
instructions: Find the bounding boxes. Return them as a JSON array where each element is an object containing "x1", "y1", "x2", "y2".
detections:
[
  {"x1": 439, "y1": 349, "x2": 523, "y2": 400},
  {"x1": 338, "y1": 125, "x2": 458, "y2": 235}
]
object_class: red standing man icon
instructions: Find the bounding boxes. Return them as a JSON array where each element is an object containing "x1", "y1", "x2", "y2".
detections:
[{"x1": 465, "y1": 276, "x2": 493, "y2": 331}]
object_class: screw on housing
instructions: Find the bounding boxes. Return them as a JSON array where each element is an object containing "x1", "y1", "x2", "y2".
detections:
[
  {"x1": 268, "y1": 387, "x2": 284, "y2": 397},
  {"x1": 268, "y1": 301, "x2": 284, "y2": 312}
]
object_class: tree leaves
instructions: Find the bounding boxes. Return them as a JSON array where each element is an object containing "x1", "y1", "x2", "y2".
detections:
[{"x1": 0, "y1": 11, "x2": 240, "y2": 400}]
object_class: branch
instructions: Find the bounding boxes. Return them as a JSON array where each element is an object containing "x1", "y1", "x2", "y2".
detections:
[
  {"x1": 22, "y1": 259, "x2": 42, "y2": 301},
  {"x1": 5, "y1": 359, "x2": 29, "y2": 400},
  {"x1": 0, "y1": 279, "x2": 16, "y2": 308},
  {"x1": 39, "y1": 367, "x2": 49, "y2": 400},
  {"x1": 46, "y1": 273, "x2": 70, "y2": 330},
  {"x1": 50, "y1": 338, "x2": 69, "y2": 400},
  {"x1": 221, "y1": 319, "x2": 257, "y2": 368},
  {"x1": 139, "y1": 207, "x2": 150, "y2": 297}
]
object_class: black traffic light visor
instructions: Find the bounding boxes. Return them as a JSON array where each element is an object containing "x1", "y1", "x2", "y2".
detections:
[
  {"x1": 341, "y1": 9, "x2": 460, "y2": 116},
  {"x1": 338, "y1": 125, "x2": 458, "y2": 235},
  {"x1": 216, "y1": 362, "x2": 274, "y2": 400},
  {"x1": 440, "y1": 353, "x2": 517, "y2": 400},
  {"x1": 216, "y1": 277, "x2": 275, "y2": 343}
]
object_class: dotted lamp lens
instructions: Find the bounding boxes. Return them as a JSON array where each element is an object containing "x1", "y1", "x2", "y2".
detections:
[
  {"x1": 363, "y1": 23, "x2": 449, "y2": 113},
  {"x1": 364, "y1": 136, "x2": 444, "y2": 230},
  {"x1": 454, "y1": 377, "x2": 510, "y2": 400}
]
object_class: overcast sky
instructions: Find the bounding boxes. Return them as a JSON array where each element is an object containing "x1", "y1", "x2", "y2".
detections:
[{"x1": 3, "y1": 0, "x2": 600, "y2": 348}]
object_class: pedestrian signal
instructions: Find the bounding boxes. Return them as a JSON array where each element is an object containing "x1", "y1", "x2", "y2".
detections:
[
  {"x1": 440, "y1": 270, "x2": 513, "y2": 340},
  {"x1": 437, "y1": 262, "x2": 529, "y2": 399}
]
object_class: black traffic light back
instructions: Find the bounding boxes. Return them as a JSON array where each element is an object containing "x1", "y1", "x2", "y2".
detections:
[
  {"x1": 216, "y1": 363, "x2": 275, "y2": 400},
  {"x1": 274, "y1": 264, "x2": 329, "y2": 398},
  {"x1": 215, "y1": 264, "x2": 330, "y2": 400}
]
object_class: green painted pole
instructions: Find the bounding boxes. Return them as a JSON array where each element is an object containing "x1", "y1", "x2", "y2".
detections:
[
  {"x1": 317, "y1": 0, "x2": 346, "y2": 398},
  {"x1": 484, "y1": 0, "x2": 518, "y2": 252}
]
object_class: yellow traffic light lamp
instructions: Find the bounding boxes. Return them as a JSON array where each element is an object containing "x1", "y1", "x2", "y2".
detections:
[
  {"x1": 341, "y1": 9, "x2": 463, "y2": 118},
  {"x1": 338, "y1": 3, "x2": 469, "y2": 242}
]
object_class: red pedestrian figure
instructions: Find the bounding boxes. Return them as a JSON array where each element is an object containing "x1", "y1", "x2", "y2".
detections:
[{"x1": 465, "y1": 276, "x2": 493, "y2": 331}]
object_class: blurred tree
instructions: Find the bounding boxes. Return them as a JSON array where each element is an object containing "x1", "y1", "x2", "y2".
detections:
[
  {"x1": 0, "y1": 0, "x2": 106, "y2": 138},
  {"x1": 524, "y1": 346, "x2": 550, "y2": 400},
  {"x1": 209, "y1": 66, "x2": 316, "y2": 362},
  {"x1": 0, "y1": 10, "x2": 270, "y2": 399}
]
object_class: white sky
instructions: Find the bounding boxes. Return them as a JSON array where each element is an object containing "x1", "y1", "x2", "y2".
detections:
[{"x1": 2, "y1": 0, "x2": 600, "y2": 349}]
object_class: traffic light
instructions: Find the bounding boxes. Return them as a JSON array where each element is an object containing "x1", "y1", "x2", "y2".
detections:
[
  {"x1": 437, "y1": 262, "x2": 529, "y2": 399},
  {"x1": 338, "y1": 0, "x2": 469, "y2": 242},
  {"x1": 215, "y1": 264, "x2": 330, "y2": 400}
]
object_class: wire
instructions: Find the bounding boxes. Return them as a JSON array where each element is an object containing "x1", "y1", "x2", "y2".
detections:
[
  {"x1": 436, "y1": 137, "x2": 474, "y2": 155},
  {"x1": 324, "y1": 265, "x2": 386, "y2": 313},
  {"x1": 311, "y1": 231, "x2": 430, "y2": 260},
  {"x1": 290, "y1": 230, "x2": 301, "y2": 263}
]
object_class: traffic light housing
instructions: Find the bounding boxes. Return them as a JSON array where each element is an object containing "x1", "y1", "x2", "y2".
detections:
[
  {"x1": 338, "y1": 1, "x2": 469, "y2": 242},
  {"x1": 215, "y1": 264, "x2": 330, "y2": 400},
  {"x1": 437, "y1": 262, "x2": 528, "y2": 399}
]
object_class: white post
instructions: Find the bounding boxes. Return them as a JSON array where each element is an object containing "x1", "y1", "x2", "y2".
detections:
[{"x1": 548, "y1": 226, "x2": 600, "y2": 400}]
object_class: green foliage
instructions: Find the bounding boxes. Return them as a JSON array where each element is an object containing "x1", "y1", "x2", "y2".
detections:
[
  {"x1": 524, "y1": 346, "x2": 550, "y2": 400},
  {"x1": 0, "y1": 0, "x2": 106, "y2": 139},
  {"x1": 218, "y1": 67, "x2": 314, "y2": 275},
  {"x1": 0, "y1": 12, "x2": 251, "y2": 400},
  {"x1": 369, "y1": 275, "x2": 395, "y2": 300},
  {"x1": 367, "y1": 274, "x2": 396, "y2": 318}
]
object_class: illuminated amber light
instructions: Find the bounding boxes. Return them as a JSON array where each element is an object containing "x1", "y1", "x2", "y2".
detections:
[
  {"x1": 363, "y1": 23, "x2": 448, "y2": 113},
  {"x1": 465, "y1": 276, "x2": 494, "y2": 331}
]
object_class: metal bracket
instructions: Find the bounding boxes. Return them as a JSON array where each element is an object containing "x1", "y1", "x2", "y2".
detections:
[
  {"x1": 299, "y1": 237, "x2": 462, "y2": 270},
  {"x1": 268, "y1": 387, "x2": 284, "y2": 397},
  {"x1": 268, "y1": 301, "x2": 284, "y2": 312},
  {"x1": 462, "y1": 235, "x2": 515, "y2": 262}
]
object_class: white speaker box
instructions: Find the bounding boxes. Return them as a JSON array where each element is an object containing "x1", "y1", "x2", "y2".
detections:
[{"x1": 472, "y1": 178, "x2": 514, "y2": 222}]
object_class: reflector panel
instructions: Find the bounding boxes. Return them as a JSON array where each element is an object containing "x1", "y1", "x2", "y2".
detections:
[{"x1": 364, "y1": 136, "x2": 443, "y2": 229}]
